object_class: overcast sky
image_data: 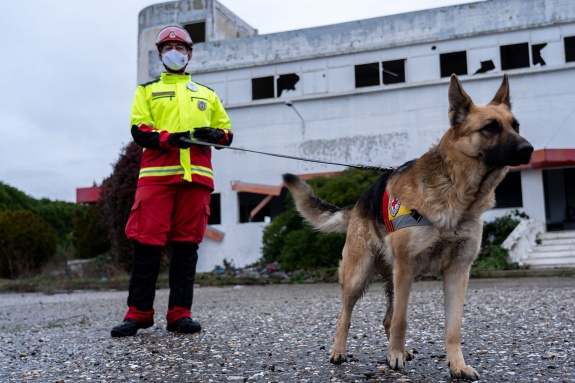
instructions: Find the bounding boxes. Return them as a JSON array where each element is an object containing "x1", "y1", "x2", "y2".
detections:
[{"x1": 0, "y1": 0, "x2": 475, "y2": 202}]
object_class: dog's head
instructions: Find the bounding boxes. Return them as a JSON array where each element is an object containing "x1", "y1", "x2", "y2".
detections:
[{"x1": 446, "y1": 74, "x2": 533, "y2": 167}]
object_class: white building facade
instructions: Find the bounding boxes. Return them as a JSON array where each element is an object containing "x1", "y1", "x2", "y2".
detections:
[{"x1": 137, "y1": 0, "x2": 575, "y2": 271}]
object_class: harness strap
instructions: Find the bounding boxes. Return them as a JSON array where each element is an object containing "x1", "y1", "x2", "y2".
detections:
[{"x1": 382, "y1": 190, "x2": 432, "y2": 233}]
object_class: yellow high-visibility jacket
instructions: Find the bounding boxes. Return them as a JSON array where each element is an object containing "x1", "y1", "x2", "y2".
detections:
[{"x1": 130, "y1": 72, "x2": 232, "y2": 190}]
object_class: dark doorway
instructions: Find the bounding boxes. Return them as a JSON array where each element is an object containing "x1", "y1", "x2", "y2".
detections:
[
  {"x1": 543, "y1": 167, "x2": 575, "y2": 231},
  {"x1": 494, "y1": 171, "x2": 523, "y2": 208}
]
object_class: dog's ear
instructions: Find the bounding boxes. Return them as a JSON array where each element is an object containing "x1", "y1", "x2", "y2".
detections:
[
  {"x1": 448, "y1": 74, "x2": 473, "y2": 126},
  {"x1": 490, "y1": 74, "x2": 511, "y2": 109}
]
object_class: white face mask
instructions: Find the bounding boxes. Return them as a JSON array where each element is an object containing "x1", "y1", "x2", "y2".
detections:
[{"x1": 161, "y1": 49, "x2": 189, "y2": 71}]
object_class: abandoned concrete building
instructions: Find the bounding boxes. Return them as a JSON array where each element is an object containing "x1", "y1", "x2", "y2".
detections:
[{"x1": 133, "y1": 0, "x2": 575, "y2": 271}]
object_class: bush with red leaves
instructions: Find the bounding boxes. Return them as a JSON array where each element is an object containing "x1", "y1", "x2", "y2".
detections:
[{"x1": 97, "y1": 142, "x2": 142, "y2": 271}]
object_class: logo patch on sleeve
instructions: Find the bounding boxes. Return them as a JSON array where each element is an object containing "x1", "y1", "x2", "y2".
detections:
[{"x1": 198, "y1": 100, "x2": 207, "y2": 111}]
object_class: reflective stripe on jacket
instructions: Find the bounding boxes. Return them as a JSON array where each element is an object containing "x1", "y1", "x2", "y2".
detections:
[{"x1": 130, "y1": 72, "x2": 232, "y2": 190}]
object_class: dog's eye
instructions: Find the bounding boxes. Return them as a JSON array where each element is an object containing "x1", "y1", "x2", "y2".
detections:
[
  {"x1": 481, "y1": 122, "x2": 501, "y2": 134},
  {"x1": 512, "y1": 121, "x2": 520, "y2": 133}
]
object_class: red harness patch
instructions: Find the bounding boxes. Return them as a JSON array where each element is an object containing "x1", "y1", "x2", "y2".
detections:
[
  {"x1": 382, "y1": 189, "x2": 431, "y2": 233},
  {"x1": 382, "y1": 190, "x2": 394, "y2": 232}
]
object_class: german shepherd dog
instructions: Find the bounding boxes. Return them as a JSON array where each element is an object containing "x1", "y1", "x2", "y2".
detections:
[{"x1": 282, "y1": 74, "x2": 533, "y2": 380}]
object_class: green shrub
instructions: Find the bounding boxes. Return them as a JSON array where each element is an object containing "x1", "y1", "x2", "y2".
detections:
[
  {"x1": 72, "y1": 204, "x2": 110, "y2": 259},
  {"x1": 472, "y1": 210, "x2": 528, "y2": 275},
  {"x1": 482, "y1": 209, "x2": 528, "y2": 246},
  {"x1": 33, "y1": 199, "x2": 76, "y2": 242},
  {"x1": 0, "y1": 210, "x2": 57, "y2": 278},
  {"x1": 261, "y1": 168, "x2": 382, "y2": 271}
]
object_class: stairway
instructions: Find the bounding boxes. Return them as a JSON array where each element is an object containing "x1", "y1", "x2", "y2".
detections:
[{"x1": 523, "y1": 230, "x2": 575, "y2": 268}]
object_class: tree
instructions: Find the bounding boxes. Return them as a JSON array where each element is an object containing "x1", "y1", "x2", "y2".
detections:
[
  {"x1": 0, "y1": 210, "x2": 57, "y2": 278},
  {"x1": 0, "y1": 182, "x2": 76, "y2": 243},
  {"x1": 97, "y1": 141, "x2": 142, "y2": 270},
  {"x1": 0, "y1": 182, "x2": 36, "y2": 211}
]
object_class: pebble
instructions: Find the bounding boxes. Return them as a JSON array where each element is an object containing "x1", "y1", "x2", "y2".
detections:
[{"x1": 0, "y1": 277, "x2": 574, "y2": 382}]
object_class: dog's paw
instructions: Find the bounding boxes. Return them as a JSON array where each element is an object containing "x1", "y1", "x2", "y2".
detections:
[
  {"x1": 449, "y1": 364, "x2": 479, "y2": 381},
  {"x1": 330, "y1": 353, "x2": 347, "y2": 365},
  {"x1": 386, "y1": 349, "x2": 411, "y2": 370}
]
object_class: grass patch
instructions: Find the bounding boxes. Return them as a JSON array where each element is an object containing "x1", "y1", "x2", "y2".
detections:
[{"x1": 0, "y1": 267, "x2": 343, "y2": 294}]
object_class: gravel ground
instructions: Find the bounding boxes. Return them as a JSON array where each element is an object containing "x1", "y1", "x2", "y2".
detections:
[{"x1": 0, "y1": 277, "x2": 573, "y2": 383}]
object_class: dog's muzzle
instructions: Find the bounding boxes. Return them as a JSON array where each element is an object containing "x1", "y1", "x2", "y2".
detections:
[{"x1": 514, "y1": 140, "x2": 534, "y2": 165}]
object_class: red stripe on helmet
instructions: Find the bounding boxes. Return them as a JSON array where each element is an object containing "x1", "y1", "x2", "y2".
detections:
[{"x1": 156, "y1": 26, "x2": 193, "y2": 50}]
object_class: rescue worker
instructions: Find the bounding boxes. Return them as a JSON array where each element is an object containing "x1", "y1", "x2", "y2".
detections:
[{"x1": 111, "y1": 26, "x2": 233, "y2": 337}]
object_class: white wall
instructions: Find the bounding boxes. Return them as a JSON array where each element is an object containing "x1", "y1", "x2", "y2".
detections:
[
  {"x1": 197, "y1": 222, "x2": 265, "y2": 272},
  {"x1": 521, "y1": 169, "x2": 546, "y2": 223}
]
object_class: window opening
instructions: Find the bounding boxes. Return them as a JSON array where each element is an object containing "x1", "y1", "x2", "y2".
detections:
[
  {"x1": 238, "y1": 192, "x2": 270, "y2": 223},
  {"x1": 474, "y1": 60, "x2": 496, "y2": 74},
  {"x1": 532, "y1": 43, "x2": 547, "y2": 66},
  {"x1": 237, "y1": 190, "x2": 287, "y2": 223},
  {"x1": 565, "y1": 36, "x2": 575, "y2": 62},
  {"x1": 183, "y1": 22, "x2": 206, "y2": 44},
  {"x1": 382, "y1": 59, "x2": 406, "y2": 85},
  {"x1": 208, "y1": 193, "x2": 221, "y2": 225},
  {"x1": 355, "y1": 62, "x2": 380, "y2": 88},
  {"x1": 252, "y1": 76, "x2": 274, "y2": 100},
  {"x1": 440, "y1": 51, "x2": 468, "y2": 78},
  {"x1": 494, "y1": 171, "x2": 523, "y2": 208},
  {"x1": 500, "y1": 43, "x2": 529, "y2": 70},
  {"x1": 276, "y1": 74, "x2": 300, "y2": 97}
]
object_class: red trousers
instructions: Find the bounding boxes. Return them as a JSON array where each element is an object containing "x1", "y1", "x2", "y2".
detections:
[{"x1": 125, "y1": 182, "x2": 211, "y2": 246}]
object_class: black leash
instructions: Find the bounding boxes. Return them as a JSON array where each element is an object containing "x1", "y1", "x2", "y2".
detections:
[{"x1": 181, "y1": 138, "x2": 395, "y2": 172}]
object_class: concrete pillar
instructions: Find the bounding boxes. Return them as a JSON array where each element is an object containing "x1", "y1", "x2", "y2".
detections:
[{"x1": 521, "y1": 169, "x2": 546, "y2": 227}]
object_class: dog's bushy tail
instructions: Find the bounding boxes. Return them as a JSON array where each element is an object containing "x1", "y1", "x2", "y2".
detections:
[{"x1": 282, "y1": 173, "x2": 351, "y2": 233}]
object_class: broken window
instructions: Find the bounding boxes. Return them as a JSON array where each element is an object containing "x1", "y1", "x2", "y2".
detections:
[
  {"x1": 474, "y1": 60, "x2": 496, "y2": 74},
  {"x1": 183, "y1": 22, "x2": 206, "y2": 44},
  {"x1": 532, "y1": 43, "x2": 547, "y2": 66},
  {"x1": 355, "y1": 62, "x2": 380, "y2": 88},
  {"x1": 440, "y1": 51, "x2": 468, "y2": 78},
  {"x1": 208, "y1": 193, "x2": 221, "y2": 225},
  {"x1": 382, "y1": 59, "x2": 406, "y2": 85},
  {"x1": 494, "y1": 171, "x2": 523, "y2": 208},
  {"x1": 276, "y1": 73, "x2": 300, "y2": 97},
  {"x1": 500, "y1": 43, "x2": 530, "y2": 70},
  {"x1": 565, "y1": 36, "x2": 575, "y2": 62},
  {"x1": 252, "y1": 76, "x2": 274, "y2": 100}
]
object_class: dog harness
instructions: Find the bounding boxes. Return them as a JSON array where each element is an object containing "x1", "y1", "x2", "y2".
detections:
[{"x1": 382, "y1": 190, "x2": 432, "y2": 232}]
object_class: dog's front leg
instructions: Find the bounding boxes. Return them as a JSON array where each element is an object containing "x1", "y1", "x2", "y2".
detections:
[
  {"x1": 443, "y1": 266, "x2": 479, "y2": 381},
  {"x1": 386, "y1": 260, "x2": 414, "y2": 370}
]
